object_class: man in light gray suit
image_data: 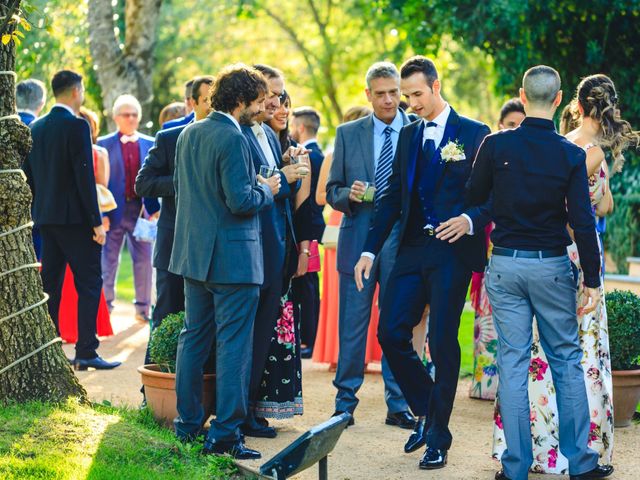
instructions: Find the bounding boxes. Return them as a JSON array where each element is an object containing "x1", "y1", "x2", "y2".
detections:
[
  {"x1": 326, "y1": 62, "x2": 415, "y2": 428},
  {"x1": 170, "y1": 64, "x2": 280, "y2": 460}
]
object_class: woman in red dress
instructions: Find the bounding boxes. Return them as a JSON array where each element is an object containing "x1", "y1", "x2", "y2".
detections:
[{"x1": 58, "y1": 107, "x2": 113, "y2": 342}]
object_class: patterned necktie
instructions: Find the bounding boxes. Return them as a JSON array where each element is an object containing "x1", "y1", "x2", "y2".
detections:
[{"x1": 375, "y1": 126, "x2": 394, "y2": 194}]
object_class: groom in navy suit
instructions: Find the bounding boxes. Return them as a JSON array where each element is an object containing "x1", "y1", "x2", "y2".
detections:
[{"x1": 355, "y1": 56, "x2": 490, "y2": 470}]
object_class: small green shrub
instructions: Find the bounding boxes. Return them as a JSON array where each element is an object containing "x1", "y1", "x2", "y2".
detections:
[
  {"x1": 149, "y1": 311, "x2": 185, "y2": 373},
  {"x1": 606, "y1": 290, "x2": 640, "y2": 370}
]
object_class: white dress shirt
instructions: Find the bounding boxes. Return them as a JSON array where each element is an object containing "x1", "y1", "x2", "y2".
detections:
[
  {"x1": 361, "y1": 103, "x2": 473, "y2": 262},
  {"x1": 251, "y1": 123, "x2": 277, "y2": 168}
]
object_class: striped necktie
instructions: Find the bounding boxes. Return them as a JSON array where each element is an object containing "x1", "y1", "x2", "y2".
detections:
[{"x1": 375, "y1": 126, "x2": 394, "y2": 194}]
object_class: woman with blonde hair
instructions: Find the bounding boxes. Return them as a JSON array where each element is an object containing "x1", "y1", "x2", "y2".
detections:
[{"x1": 493, "y1": 74, "x2": 639, "y2": 474}]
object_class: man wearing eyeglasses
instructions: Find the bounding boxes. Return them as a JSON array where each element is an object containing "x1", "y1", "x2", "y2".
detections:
[
  {"x1": 98, "y1": 94, "x2": 159, "y2": 323},
  {"x1": 240, "y1": 64, "x2": 308, "y2": 439}
]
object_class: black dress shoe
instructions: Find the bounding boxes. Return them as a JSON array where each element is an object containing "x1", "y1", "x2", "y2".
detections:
[
  {"x1": 419, "y1": 447, "x2": 447, "y2": 470},
  {"x1": 202, "y1": 439, "x2": 261, "y2": 460},
  {"x1": 404, "y1": 417, "x2": 426, "y2": 453},
  {"x1": 300, "y1": 347, "x2": 313, "y2": 359},
  {"x1": 240, "y1": 420, "x2": 277, "y2": 439},
  {"x1": 255, "y1": 417, "x2": 269, "y2": 427},
  {"x1": 73, "y1": 356, "x2": 121, "y2": 371},
  {"x1": 332, "y1": 410, "x2": 354, "y2": 426},
  {"x1": 570, "y1": 465, "x2": 614, "y2": 479},
  {"x1": 386, "y1": 410, "x2": 416, "y2": 429},
  {"x1": 495, "y1": 470, "x2": 511, "y2": 480}
]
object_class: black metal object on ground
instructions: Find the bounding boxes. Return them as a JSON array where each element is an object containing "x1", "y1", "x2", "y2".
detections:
[{"x1": 240, "y1": 412, "x2": 351, "y2": 480}]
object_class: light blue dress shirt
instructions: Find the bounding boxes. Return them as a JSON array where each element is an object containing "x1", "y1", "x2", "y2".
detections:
[{"x1": 372, "y1": 110, "x2": 404, "y2": 172}]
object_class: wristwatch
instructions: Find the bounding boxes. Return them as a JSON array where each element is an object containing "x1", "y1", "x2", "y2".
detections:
[{"x1": 301, "y1": 248, "x2": 311, "y2": 257}]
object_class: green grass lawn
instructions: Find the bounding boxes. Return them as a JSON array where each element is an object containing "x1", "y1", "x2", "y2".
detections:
[
  {"x1": 0, "y1": 400, "x2": 238, "y2": 480},
  {"x1": 115, "y1": 248, "x2": 135, "y2": 304}
]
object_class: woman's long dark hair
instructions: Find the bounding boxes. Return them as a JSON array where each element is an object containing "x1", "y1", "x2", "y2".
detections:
[{"x1": 561, "y1": 74, "x2": 639, "y2": 173}]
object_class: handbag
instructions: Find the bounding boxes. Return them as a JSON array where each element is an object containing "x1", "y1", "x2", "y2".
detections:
[
  {"x1": 320, "y1": 225, "x2": 339, "y2": 248},
  {"x1": 96, "y1": 184, "x2": 117, "y2": 213},
  {"x1": 307, "y1": 240, "x2": 321, "y2": 273},
  {"x1": 133, "y1": 211, "x2": 158, "y2": 243}
]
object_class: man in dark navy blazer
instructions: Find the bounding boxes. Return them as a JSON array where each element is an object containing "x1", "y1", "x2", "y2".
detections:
[
  {"x1": 467, "y1": 66, "x2": 612, "y2": 480},
  {"x1": 355, "y1": 56, "x2": 490, "y2": 470},
  {"x1": 240, "y1": 64, "x2": 307, "y2": 439},
  {"x1": 98, "y1": 94, "x2": 158, "y2": 321},
  {"x1": 135, "y1": 75, "x2": 214, "y2": 370},
  {"x1": 23, "y1": 70, "x2": 119, "y2": 370},
  {"x1": 161, "y1": 78, "x2": 195, "y2": 130}
]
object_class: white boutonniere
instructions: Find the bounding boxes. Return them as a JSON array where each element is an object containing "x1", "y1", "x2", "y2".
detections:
[{"x1": 440, "y1": 140, "x2": 466, "y2": 162}]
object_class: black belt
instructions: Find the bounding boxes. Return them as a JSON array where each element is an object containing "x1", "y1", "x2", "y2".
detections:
[{"x1": 492, "y1": 246, "x2": 566, "y2": 258}]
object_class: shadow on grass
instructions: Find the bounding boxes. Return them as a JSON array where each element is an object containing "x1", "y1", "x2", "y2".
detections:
[{"x1": 0, "y1": 400, "x2": 243, "y2": 480}]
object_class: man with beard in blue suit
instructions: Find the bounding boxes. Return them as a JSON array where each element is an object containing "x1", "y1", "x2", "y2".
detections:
[{"x1": 355, "y1": 56, "x2": 491, "y2": 470}]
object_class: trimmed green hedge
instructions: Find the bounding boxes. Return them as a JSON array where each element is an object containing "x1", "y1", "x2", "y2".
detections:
[{"x1": 606, "y1": 290, "x2": 640, "y2": 370}]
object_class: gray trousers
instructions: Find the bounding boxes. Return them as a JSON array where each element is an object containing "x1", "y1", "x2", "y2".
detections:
[
  {"x1": 102, "y1": 199, "x2": 153, "y2": 315},
  {"x1": 486, "y1": 253, "x2": 599, "y2": 480},
  {"x1": 174, "y1": 278, "x2": 259, "y2": 443},
  {"x1": 333, "y1": 225, "x2": 408, "y2": 414}
]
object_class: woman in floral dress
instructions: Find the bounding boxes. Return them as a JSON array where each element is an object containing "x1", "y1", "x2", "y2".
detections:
[
  {"x1": 493, "y1": 74, "x2": 639, "y2": 474},
  {"x1": 470, "y1": 99, "x2": 525, "y2": 400}
]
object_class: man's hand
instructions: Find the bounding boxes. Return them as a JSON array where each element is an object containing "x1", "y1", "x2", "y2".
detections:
[
  {"x1": 435, "y1": 216, "x2": 470, "y2": 243},
  {"x1": 258, "y1": 173, "x2": 281, "y2": 196},
  {"x1": 579, "y1": 287, "x2": 601, "y2": 315},
  {"x1": 93, "y1": 225, "x2": 106, "y2": 246},
  {"x1": 101, "y1": 216, "x2": 110, "y2": 233},
  {"x1": 283, "y1": 145, "x2": 310, "y2": 164},
  {"x1": 281, "y1": 163, "x2": 308, "y2": 183},
  {"x1": 354, "y1": 255, "x2": 373, "y2": 291},
  {"x1": 294, "y1": 252, "x2": 309, "y2": 278},
  {"x1": 149, "y1": 211, "x2": 160, "y2": 221},
  {"x1": 349, "y1": 180, "x2": 367, "y2": 203}
]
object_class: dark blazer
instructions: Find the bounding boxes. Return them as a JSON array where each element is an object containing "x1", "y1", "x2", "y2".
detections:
[
  {"x1": 241, "y1": 122, "x2": 298, "y2": 287},
  {"x1": 169, "y1": 112, "x2": 273, "y2": 284},
  {"x1": 23, "y1": 106, "x2": 101, "y2": 228},
  {"x1": 19, "y1": 111, "x2": 36, "y2": 126},
  {"x1": 466, "y1": 116, "x2": 601, "y2": 287},
  {"x1": 97, "y1": 131, "x2": 159, "y2": 226},
  {"x1": 362, "y1": 108, "x2": 491, "y2": 273},
  {"x1": 295, "y1": 141, "x2": 325, "y2": 242},
  {"x1": 326, "y1": 110, "x2": 415, "y2": 274},
  {"x1": 162, "y1": 111, "x2": 194, "y2": 130},
  {"x1": 135, "y1": 123, "x2": 187, "y2": 271}
]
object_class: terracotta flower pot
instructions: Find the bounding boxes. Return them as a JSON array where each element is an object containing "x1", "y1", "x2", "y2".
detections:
[
  {"x1": 138, "y1": 364, "x2": 216, "y2": 428},
  {"x1": 612, "y1": 369, "x2": 640, "y2": 428}
]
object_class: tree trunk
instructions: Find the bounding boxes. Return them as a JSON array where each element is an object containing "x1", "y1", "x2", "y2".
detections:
[
  {"x1": 0, "y1": 0, "x2": 87, "y2": 403},
  {"x1": 88, "y1": 0, "x2": 162, "y2": 131}
]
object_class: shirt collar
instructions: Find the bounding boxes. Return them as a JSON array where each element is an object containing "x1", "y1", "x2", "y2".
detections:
[
  {"x1": 251, "y1": 122, "x2": 264, "y2": 136},
  {"x1": 52, "y1": 103, "x2": 76, "y2": 116},
  {"x1": 521, "y1": 116, "x2": 556, "y2": 130},
  {"x1": 424, "y1": 102, "x2": 450, "y2": 129},
  {"x1": 218, "y1": 111, "x2": 241, "y2": 132},
  {"x1": 302, "y1": 138, "x2": 318, "y2": 147},
  {"x1": 372, "y1": 110, "x2": 404, "y2": 136}
]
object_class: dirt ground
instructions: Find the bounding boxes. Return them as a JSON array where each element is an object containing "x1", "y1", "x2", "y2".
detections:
[{"x1": 65, "y1": 300, "x2": 640, "y2": 480}]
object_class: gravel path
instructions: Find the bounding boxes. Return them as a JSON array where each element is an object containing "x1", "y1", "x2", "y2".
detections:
[{"x1": 65, "y1": 301, "x2": 639, "y2": 479}]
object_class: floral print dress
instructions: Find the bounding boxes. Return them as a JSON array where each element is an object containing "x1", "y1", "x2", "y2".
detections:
[
  {"x1": 254, "y1": 291, "x2": 304, "y2": 419},
  {"x1": 492, "y1": 147, "x2": 613, "y2": 474}
]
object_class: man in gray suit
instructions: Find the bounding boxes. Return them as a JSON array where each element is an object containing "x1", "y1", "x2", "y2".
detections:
[
  {"x1": 326, "y1": 62, "x2": 415, "y2": 428},
  {"x1": 170, "y1": 64, "x2": 280, "y2": 460}
]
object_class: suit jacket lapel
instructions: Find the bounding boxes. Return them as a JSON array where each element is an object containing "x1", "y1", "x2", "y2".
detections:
[
  {"x1": 430, "y1": 109, "x2": 462, "y2": 194},
  {"x1": 360, "y1": 115, "x2": 375, "y2": 181},
  {"x1": 407, "y1": 121, "x2": 424, "y2": 192},
  {"x1": 265, "y1": 129, "x2": 283, "y2": 167}
]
